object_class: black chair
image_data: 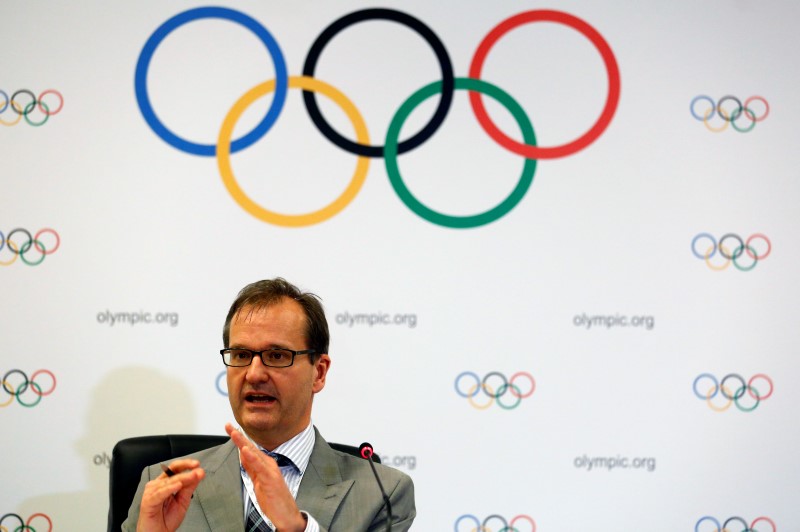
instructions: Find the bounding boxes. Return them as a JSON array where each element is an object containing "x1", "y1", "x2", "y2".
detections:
[{"x1": 107, "y1": 434, "x2": 376, "y2": 531}]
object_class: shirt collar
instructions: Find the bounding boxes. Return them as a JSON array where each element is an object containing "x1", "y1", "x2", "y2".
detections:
[{"x1": 240, "y1": 421, "x2": 315, "y2": 474}]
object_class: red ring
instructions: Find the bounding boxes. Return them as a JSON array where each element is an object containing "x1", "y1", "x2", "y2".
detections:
[
  {"x1": 745, "y1": 233, "x2": 770, "y2": 261},
  {"x1": 510, "y1": 514, "x2": 536, "y2": 532},
  {"x1": 750, "y1": 517, "x2": 776, "y2": 532},
  {"x1": 748, "y1": 373, "x2": 773, "y2": 401},
  {"x1": 509, "y1": 371, "x2": 536, "y2": 398},
  {"x1": 468, "y1": 10, "x2": 621, "y2": 159},
  {"x1": 34, "y1": 228, "x2": 60, "y2": 255},
  {"x1": 30, "y1": 369, "x2": 57, "y2": 396},
  {"x1": 744, "y1": 96, "x2": 769, "y2": 122},
  {"x1": 37, "y1": 90, "x2": 64, "y2": 116},
  {"x1": 26, "y1": 513, "x2": 53, "y2": 532}
]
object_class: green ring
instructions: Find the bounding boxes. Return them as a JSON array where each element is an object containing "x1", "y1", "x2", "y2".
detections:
[
  {"x1": 384, "y1": 77, "x2": 537, "y2": 228},
  {"x1": 19, "y1": 239, "x2": 46, "y2": 266},
  {"x1": 495, "y1": 383, "x2": 523, "y2": 410},
  {"x1": 732, "y1": 244, "x2": 757, "y2": 272},
  {"x1": 17, "y1": 380, "x2": 43, "y2": 407},
  {"x1": 734, "y1": 385, "x2": 760, "y2": 412},
  {"x1": 731, "y1": 106, "x2": 756, "y2": 133},
  {"x1": 23, "y1": 100, "x2": 49, "y2": 127}
]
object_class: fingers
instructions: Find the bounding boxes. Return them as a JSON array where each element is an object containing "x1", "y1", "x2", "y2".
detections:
[{"x1": 138, "y1": 463, "x2": 206, "y2": 531}]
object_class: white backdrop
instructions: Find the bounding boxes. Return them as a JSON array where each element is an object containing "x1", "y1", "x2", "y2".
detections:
[{"x1": 2, "y1": 0, "x2": 799, "y2": 530}]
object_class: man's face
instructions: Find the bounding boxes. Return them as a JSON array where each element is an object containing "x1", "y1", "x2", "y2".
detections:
[{"x1": 226, "y1": 298, "x2": 330, "y2": 449}]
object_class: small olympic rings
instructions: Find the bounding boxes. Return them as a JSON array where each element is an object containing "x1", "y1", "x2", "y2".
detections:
[
  {"x1": 454, "y1": 514, "x2": 536, "y2": 532},
  {"x1": 690, "y1": 95, "x2": 768, "y2": 133},
  {"x1": 0, "y1": 89, "x2": 63, "y2": 127},
  {"x1": 455, "y1": 371, "x2": 535, "y2": 410},
  {"x1": 0, "y1": 228, "x2": 60, "y2": 267},
  {"x1": 693, "y1": 373, "x2": 773, "y2": 413},
  {"x1": 137, "y1": 7, "x2": 619, "y2": 228},
  {"x1": 0, "y1": 369, "x2": 57, "y2": 408},
  {"x1": 694, "y1": 515, "x2": 776, "y2": 532},
  {"x1": 691, "y1": 233, "x2": 770, "y2": 272},
  {"x1": 0, "y1": 513, "x2": 54, "y2": 532}
]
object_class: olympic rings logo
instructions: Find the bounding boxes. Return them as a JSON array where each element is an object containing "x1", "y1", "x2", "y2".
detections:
[
  {"x1": 690, "y1": 95, "x2": 769, "y2": 133},
  {"x1": 215, "y1": 370, "x2": 228, "y2": 396},
  {"x1": 455, "y1": 514, "x2": 536, "y2": 532},
  {"x1": 0, "y1": 513, "x2": 53, "y2": 532},
  {"x1": 135, "y1": 7, "x2": 620, "y2": 228},
  {"x1": 695, "y1": 515, "x2": 776, "y2": 532},
  {"x1": 0, "y1": 89, "x2": 64, "y2": 127},
  {"x1": 691, "y1": 233, "x2": 770, "y2": 272},
  {"x1": 692, "y1": 373, "x2": 773, "y2": 413},
  {"x1": 1, "y1": 369, "x2": 57, "y2": 408},
  {"x1": 0, "y1": 228, "x2": 60, "y2": 267},
  {"x1": 454, "y1": 371, "x2": 535, "y2": 410}
]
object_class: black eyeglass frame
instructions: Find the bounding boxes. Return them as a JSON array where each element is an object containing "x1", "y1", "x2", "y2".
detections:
[{"x1": 220, "y1": 347, "x2": 316, "y2": 368}]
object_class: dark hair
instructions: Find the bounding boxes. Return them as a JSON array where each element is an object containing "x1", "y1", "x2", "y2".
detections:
[{"x1": 222, "y1": 278, "x2": 329, "y2": 362}]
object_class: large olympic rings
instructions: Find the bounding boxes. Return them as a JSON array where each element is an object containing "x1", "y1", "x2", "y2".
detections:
[
  {"x1": 691, "y1": 233, "x2": 771, "y2": 272},
  {"x1": 0, "y1": 369, "x2": 56, "y2": 408},
  {"x1": 136, "y1": 7, "x2": 619, "y2": 228},
  {"x1": 693, "y1": 373, "x2": 773, "y2": 413},
  {"x1": 0, "y1": 89, "x2": 63, "y2": 127},
  {"x1": 690, "y1": 95, "x2": 769, "y2": 133},
  {"x1": 695, "y1": 515, "x2": 776, "y2": 532},
  {"x1": 0, "y1": 228, "x2": 60, "y2": 267},
  {"x1": 455, "y1": 514, "x2": 536, "y2": 532},
  {"x1": 0, "y1": 513, "x2": 53, "y2": 532},
  {"x1": 455, "y1": 371, "x2": 536, "y2": 410}
]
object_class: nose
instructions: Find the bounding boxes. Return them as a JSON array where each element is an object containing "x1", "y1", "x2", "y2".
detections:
[{"x1": 244, "y1": 354, "x2": 272, "y2": 383}]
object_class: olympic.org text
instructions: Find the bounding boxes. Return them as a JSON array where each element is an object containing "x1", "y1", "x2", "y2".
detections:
[
  {"x1": 380, "y1": 454, "x2": 417, "y2": 470},
  {"x1": 574, "y1": 455, "x2": 656, "y2": 472},
  {"x1": 335, "y1": 311, "x2": 417, "y2": 328},
  {"x1": 96, "y1": 310, "x2": 179, "y2": 327},
  {"x1": 573, "y1": 313, "x2": 654, "y2": 330}
]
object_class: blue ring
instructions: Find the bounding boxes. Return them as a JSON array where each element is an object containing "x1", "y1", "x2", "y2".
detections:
[
  {"x1": 0, "y1": 230, "x2": 5, "y2": 253},
  {"x1": 693, "y1": 373, "x2": 718, "y2": 401},
  {"x1": 454, "y1": 514, "x2": 480, "y2": 532},
  {"x1": 691, "y1": 233, "x2": 716, "y2": 260},
  {"x1": 0, "y1": 90, "x2": 8, "y2": 114},
  {"x1": 454, "y1": 371, "x2": 481, "y2": 398},
  {"x1": 134, "y1": 7, "x2": 288, "y2": 156},
  {"x1": 215, "y1": 370, "x2": 228, "y2": 396},
  {"x1": 690, "y1": 95, "x2": 715, "y2": 121},
  {"x1": 695, "y1": 516, "x2": 721, "y2": 532}
]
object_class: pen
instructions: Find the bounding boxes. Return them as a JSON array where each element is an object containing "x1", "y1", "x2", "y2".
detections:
[{"x1": 161, "y1": 463, "x2": 176, "y2": 477}]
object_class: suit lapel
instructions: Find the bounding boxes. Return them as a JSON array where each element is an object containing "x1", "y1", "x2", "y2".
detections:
[
  {"x1": 193, "y1": 440, "x2": 244, "y2": 532},
  {"x1": 295, "y1": 429, "x2": 355, "y2": 530}
]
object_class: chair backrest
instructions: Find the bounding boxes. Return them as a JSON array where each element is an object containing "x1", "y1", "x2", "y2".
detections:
[{"x1": 107, "y1": 434, "x2": 377, "y2": 531}]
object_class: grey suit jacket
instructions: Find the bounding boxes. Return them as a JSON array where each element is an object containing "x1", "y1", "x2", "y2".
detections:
[{"x1": 121, "y1": 428, "x2": 415, "y2": 531}]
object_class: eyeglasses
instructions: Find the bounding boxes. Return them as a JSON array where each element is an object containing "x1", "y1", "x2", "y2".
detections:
[{"x1": 220, "y1": 348, "x2": 316, "y2": 368}]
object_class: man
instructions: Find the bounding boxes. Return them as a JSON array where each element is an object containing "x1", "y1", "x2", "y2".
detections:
[{"x1": 123, "y1": 278, "x2": 415, "y2": 531}]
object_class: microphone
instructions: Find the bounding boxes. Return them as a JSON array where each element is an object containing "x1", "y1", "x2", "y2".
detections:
[{"x1": 359, "y1": 442, "x2": 393, "y2": 532}]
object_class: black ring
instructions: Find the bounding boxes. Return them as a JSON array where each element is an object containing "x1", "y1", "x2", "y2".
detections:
[
  {"x1": 722, "y1": 516, "x2": 749, "y2": 532},
  {"x1": 2, "y1": 369, "x2": 29, "y2": 395},
  {"x1": 718, "y1": 233, "x2": 744, "y2": 260},
  {"x1": 302, "y1": 8, "x2": 454, "y2": 157},
  {"x1": 10, "y1": 89, "x2": 36, "y2": 116},
  {"x1": 482, "y1": 371, "x2": 508, "y2": 399},
  {"x1": 0, "y1": 514, "x2": 24, "y2": 530},
  {"x1": 482, "y1": 514, "x2": 509, "y2": 531},
  {"x1": 6, "y1": 228, "x2": 32, "y2": 256},
  {"x1": 720, "y1": 373, "x2": 747, "y2": 401},
  {"x1": 717, "y1": 95, "x2": 743, "y2": 122}
]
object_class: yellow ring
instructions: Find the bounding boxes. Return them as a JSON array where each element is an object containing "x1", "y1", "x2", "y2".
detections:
[
  {"x1": 704, "y1": 244, "x2": 731, "y2": 271},
  {"x1": 0, "y1": 239, "x2": 20, "y2": 266},
  {"x1": 217, "y1": 76, "x2": 370, "y2": 227},
  {"x1": 0, "y1": 100, "x2": 24, "y2": 126},
  {"x1": 0, "y1": 380, "x2": 15, "y2": 407},
  {"x1": 466, "y1": 383, "x2": 494, "y2": 410},
  {"x1": 703, "y1": 106, "x2": 728, "y2": 133},
  {"x1": 706, "y1": 385, "x2": 733, "y2": 412}
]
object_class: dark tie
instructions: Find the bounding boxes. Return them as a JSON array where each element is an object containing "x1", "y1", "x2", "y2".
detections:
[{"x1": 244, "y1": 452, "x2": 294, "y2": 532}]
